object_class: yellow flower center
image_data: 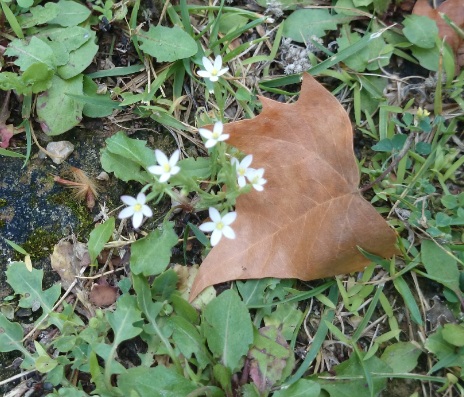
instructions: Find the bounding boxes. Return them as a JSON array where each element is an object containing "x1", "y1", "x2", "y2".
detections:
[
  {"x1": 216, "y1": 221, "x2": 224, "y2": 230},
  {"x1": 212, "y1": 131, "x2": 219, "y2": 139},
  {"x1": 134, "y1": 203, "x2": 142, "y2": 212},
  {"x1": 238, "y1": 168, "x2": 246, "y2": 176},
  {"x1": 211, "y1": 68, "x2": 218, "y2": 76},
  {"x1": 163, "y1": 163, "x2": 171, "y2": 172}
]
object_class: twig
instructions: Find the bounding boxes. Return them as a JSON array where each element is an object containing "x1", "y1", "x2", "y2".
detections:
[
  {"x1": 359, "y1": 133, "x2": 415, "y2": 193},
  {"x1": 0, "y1": 369, "x2": 35, "y2": 387}
]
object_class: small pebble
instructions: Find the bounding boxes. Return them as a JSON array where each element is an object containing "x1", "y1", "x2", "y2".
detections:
[{"x1": 46, "y1": 141, "x2": 75, "y2": 164}]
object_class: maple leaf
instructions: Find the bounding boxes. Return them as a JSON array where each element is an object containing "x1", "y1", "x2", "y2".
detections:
[
  {"x1": 413, "y1": 0, "x2": 464, "y2": 69},
  {"x1": 190, "y1": 74, "x2": 397, "y2": 301}
]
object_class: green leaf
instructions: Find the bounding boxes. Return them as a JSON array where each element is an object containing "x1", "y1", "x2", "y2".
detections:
[
  {"x1": 263, "y1": 303, "x2": 303, "y2": 340},
  {"x1": 421, "y1": 240, "x2": 460, "y2": 291},
  {"x1": 0, "y1": 314, "x2": 35, "y2": 368},
  {"x1": 88, "y1": 217, "x2": 115, "y2": 265},
  {"x1": 17, "y1": 0, "x2": 33, "y2": 7},
  {"x1": 80, "y1": 76, "x2": 118, "y2": 118},
  {"x1": 411, "y1": 45, "x2": 439, "y2": 71},
  {"x1": 137, "y1": 25, "x2": 197, "y2": 62},
  {"x1": 5, "y1": 36, "x2": 55, "y2": 71},
  {"x1": 87, "y1": 64, "x2": 145, "y2": 78},
  {"x1": 0, "y1": 1, "x2": 24, "y2": 39},
  {"x1": 312, "y1": 354, "x2": 391, "y2": 397},
  {"x1": 169, "y1": 316, "x2": 212, "y2": 369},
  {"x1": 107, "y1": 294, "x2": 142, "y2": 343},
  {"x1": 39, "y1": 26, "x2": 92, "y2": 52},
  {"x1": 202, "y1": 289, "x2": 253, "y2": 373},
  {"x1": 403, "y1": 15, "x2": 438, "y2": 49},
  {"x1": 151, "y1": 269, "x2": 178, "y2": 301},
  {"x1": 393, "y1": 275, "x2": 423, "y2": 325},
  {"x1": 177, "y1": 157, "x2": 212, "y2": 179},
  {"x1": 118, "y1": 366, "x2": 196, "y2": 396},
  {"x1": 100, "y1": 149, "x2": 149, "y2": 183},
  {"x1": 35, "y1": 355, "x2": 58, "y2": 373},
  {"x1": 18, "y1": 3, "x2": 60, "y2": 29},
  {"x1": 425, "y1": 326, "x2": 464, "y2": 372},
  {"x1": 273, "y1": 379, "x2": 320, "y2": 397},
  {"x1": 218, "y1": 13, "x2": 249, "y2": 35},
  {"x1": 283, "y1": 9, "x2": 341, "y2": 42},
  {"x1": 48, "y1": 0, "x2": 91, "y2": 27},
  {"x1": 248, "y1": 326, "x2": 295, "y2": 392},
  {"x1": 103, "y1": 131, "x2": 155, "y2": 168},
  {"x1": 0, "y1": 147, "x2": 26, "y2": 158},
  {"x1": 0, "y1": 72, "x2": 28, "y2": 94},
  {"x1": 21, "y1": 62, "x2": 54, "y2": 93},
  {"x1": 6, "y1": 262, "x2": 61, "y2": 322},
  {"x1": 36, "y1": 74, "x2": 84, "y2": 135},
  {"x1": 130, "y1": 222, "x2": 178, "y2": 276},
  {"x1": 95, "y1": 295, "x2": 143, "y2": 376},
  {"x1": 380, "y1": 342, "x2": 422, "y2": 372},
  {"x1": 4, "y1": 238, "x2": 29, "y2": 255},
  {"x1": 442, "y1": 323, "x2": 464, "y2": 347},
  {"x1": 57, "y1": 31, "x2": 98, "y2": 79}
]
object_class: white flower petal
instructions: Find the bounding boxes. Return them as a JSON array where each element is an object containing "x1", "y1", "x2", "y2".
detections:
[
  {"x1": 231, "y1": 157, "x2": 239, "y2": 167},
  {"x1": 119, "y1": 207, "x2": 135, "y2": 219},
  {"x1": 202, "y1": 56, "x2": 214, "y2": 72},
  {"x1": 210, "y1": 229, "x2": 222, "y2": 246},
  {"x1": 216, "y1": 67, "x2": 229, "y2": 76},
  {"x1": 148, "y1": 165, "x2": 164, "y2": 175},
  {"x1": 142, "y1": 205, "x2": 153, "y2": 217},
  {"x1": 222, "y1": 225, "x2": 235, "y2": 240},
  {"x1": 253, "y1": 184, "x2": 264, "y2": 191},
  {"x1": 197, "y1": 70, "x2": 211, "y2": 78},
  {"x1": 136, "y1": 192, "x2": 146, "y2": 204},
  {"x1": 214, "y1": 55, "x2": 223, "y2": 71},
  {"x1": 199, "y1": 221, "x2": 216, "y2": 232},
  {"x1": 241, "y1": 154, "x2": 253, "y2": 169},
  {"x1": 171, "y1": 165, "x2": 180, "y2": 175},
  {"x1": 159, "y1": 173, "x2": 170, "y2": 183},
  {"x1": 217, "y1": 134, "x2": 229, "y2": 142},
  {"x1": 121, "y1": 195, "x2": 137, "y2": 205},
  {"x1": 209, "y1": 75, "x2": 219, "y2": 82},
  {"x1": 155, "y1": 149, "x2": 169, "y2": 165},
  {"x1": 208, "y1": 207, "x2": 221, "y2": 223},
  {"x1": 205, "y1": 139, "x2": 217, "y2": 148},
  {"x1": 198, "y1": 128, "x2": 213, "y2": 139},
  {"x1": 169, "y1": 150, "x2": 180, "y2": 166},
  {"x1": 238, "y1": 175, "x2": 246, "y2": 187},
  {"x1": 132, "y1": 212, "x2": 144, "y2": 229},
  {"x1": 222, "y1": 211, "x2": 237, "y2": 225},
  {"x1": 213, "y1": 121, "x2": 223, "y2": 135}
]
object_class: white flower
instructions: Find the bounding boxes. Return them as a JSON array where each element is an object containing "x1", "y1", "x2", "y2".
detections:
[
  {"x1": 119, "y1": 192, "x2": 153, "y2": 229},
  {"x1": 246, "y1": 168, "x2": 267, "y2": 191},
  {"x1": 197, "y1": 55, "x2": 229, "y2": 82},
  {"x1": 198, "y1": 121, "x2": 229, "y2": 148},
  {"x1": 148, "y1": 149, "x2": 180, "y2": 183},
  {"x1": 199, "y1": 207, "x2": 237, "y2": 247},
  {"x1": 231, "y1": 155, "x2": 253, "y2": 188}
]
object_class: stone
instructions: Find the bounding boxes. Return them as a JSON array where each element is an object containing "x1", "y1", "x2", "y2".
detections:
[{"x1": 46, "y1": 141, "x2": 75, "y2": 164}]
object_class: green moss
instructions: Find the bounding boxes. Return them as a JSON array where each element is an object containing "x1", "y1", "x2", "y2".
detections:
[
  {"x1": 0, "y1": 220, "x2": 5, "y2": 229},
  {"x1": 13, "y1": 227, "x2": 60, "y2": 261},
  {"x1": 0, "y1": 199, "x2": 7, "y2": 208},
  {"x1": 48, "y1": 191, "x2": 94, "y2": 238}
]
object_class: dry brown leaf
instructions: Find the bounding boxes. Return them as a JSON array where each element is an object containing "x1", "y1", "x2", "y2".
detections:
[
  {"x1": 89, "y1": 282, "x2": 119, "y2": 307},
  {"x1": 189, "y1": 74, "x2": 397, "y2": 301},
  {"x1": 413, "y1": 0, "x2": 464, "y2": 68},
  {"x1": 51, "y1": 239, "x2": 89, "y2": 290}
]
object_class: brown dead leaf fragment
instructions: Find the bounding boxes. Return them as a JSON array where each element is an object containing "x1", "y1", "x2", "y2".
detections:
[
  {"x1": 190, "y1": 74, "x2": 397, "y2": 301},
  {"x1": 413, "y1": 0, "x2": 464, "y2": 68}
]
